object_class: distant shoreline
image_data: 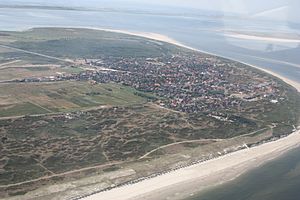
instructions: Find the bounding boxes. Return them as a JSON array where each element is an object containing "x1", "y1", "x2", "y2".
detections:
[{"x1": 224, "y1": 33, "x2": 300, "y2": 43}]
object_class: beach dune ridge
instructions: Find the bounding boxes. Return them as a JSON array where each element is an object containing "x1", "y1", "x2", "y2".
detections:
[{"x1": 81, "y1": 130, "x2": 300, "y2": 200}]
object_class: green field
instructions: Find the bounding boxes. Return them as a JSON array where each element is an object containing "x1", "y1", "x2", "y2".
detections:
[
  {"x1": 0, "y1": 28, "x2": 187, "y2": 58},
  {"x1": 0, "y1": 81, "x2": 150, "y2": 117},
  {"x1": 0, "y1": 51, "x2": 80, "y2": 81}
]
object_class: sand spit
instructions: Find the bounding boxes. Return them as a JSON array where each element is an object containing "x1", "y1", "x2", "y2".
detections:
[{"x1": 224, "y1": 33, "x2": 300, "y2": 43}]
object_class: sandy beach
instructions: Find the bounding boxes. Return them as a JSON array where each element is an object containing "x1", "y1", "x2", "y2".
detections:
[
  {"x1": 76, "y1": 29, "x2": 300, "y2": 200},
  {"x1": 83, "y1": 28, "x2": 190, "y2": 49},
  {"x1": 82, "y1": 131, "x2": 300, "y2": 200},
  {"x1": 223, "y1": 33, "x2": 300, "y2": 43},
  {"x1": 243, "y1": 64, "x2": 300, "y2": 92},
  {"x1": 50, "y1": 26, "x2": 198, "y2": 53}
]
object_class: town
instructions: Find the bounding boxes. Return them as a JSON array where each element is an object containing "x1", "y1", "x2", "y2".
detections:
[{"x1": 13, "y1": 52, "x2": 281, "y2": 114}]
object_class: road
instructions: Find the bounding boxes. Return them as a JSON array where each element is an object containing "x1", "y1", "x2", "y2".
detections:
[
  {"x1": 0, "y1": 44, "x2": 75, "y2": 64},
  {"x1": 139, "y1": 127, "x2": 269, "y2": 160}
]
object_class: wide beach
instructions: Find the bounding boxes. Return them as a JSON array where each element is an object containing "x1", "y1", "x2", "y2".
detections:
[{"x1": 79, "y1": 29, "x2": 300, "y2": 200}]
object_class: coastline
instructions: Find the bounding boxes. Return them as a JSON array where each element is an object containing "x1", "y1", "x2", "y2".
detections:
[
  {"x1": 72, "y1": 28, "x2": 300, "y2": 200},
  {"x1": 82, "y1": 130, "x2": 300, "y2": 200}
]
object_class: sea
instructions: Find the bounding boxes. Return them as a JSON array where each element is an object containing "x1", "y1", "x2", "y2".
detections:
[
  {"x1": 188, "y1": 146, "x2": 300, "y2": 200},
  {"x1": 0, "y1": 7, "x2": 300, "y2": 200}
]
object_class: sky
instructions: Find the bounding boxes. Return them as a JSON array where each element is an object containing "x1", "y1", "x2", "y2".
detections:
[{"x1": 1, "y1": 0, "x2": 300, "y2": 22}]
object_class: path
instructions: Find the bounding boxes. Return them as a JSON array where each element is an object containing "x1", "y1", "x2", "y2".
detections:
[
  {"x1": 0, "y1": 60, "x2": 21, "y2": 69},
  {"x1": 0, "y1": 44, "x2": 75, "y2": 64},
  {"x1": 139, "y1": 127, "x2": 269, "y2": 160},
  {"x1": 0, "y1": 161, "x2": 126, "y2": 189},
  {"x1": 139, "y1": 138, "x2": 224, "y2": 160}
]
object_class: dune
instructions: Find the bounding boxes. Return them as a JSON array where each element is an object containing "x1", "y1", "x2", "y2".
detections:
[
  {"x1": 82, "y1": 131, "x2": 300, "y2": 200},
  {"x1": 70, "y1": 28, "x2": 300, "y2": 200}
]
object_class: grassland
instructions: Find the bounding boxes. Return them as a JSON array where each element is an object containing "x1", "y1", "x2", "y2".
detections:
[
  {"x1": 0, "y1": 81, "x2": 149, "y2": 117},
  {"x1": 0, "y1": 28, "x2": 187, "y2": 81},
  {"x1": 0, "y1": 50, "x2": 78, "y2": 81},
  {"x1": 0, "y1": 28, "x2": 186, "y2": 58}
]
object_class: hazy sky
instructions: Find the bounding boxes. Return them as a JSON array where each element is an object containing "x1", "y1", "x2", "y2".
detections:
[{"x1": 2, "y1": 0, "x2": 300, "y2": 22}]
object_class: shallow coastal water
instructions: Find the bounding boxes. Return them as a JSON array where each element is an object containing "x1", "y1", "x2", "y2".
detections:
[{"x1": 187, "y1": 146, "x2": 300, "y2": 200}]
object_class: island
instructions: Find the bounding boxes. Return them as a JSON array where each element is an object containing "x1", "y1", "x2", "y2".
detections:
[{"x1": 0, "y1": 28, "x2": 299, "y2": 200}]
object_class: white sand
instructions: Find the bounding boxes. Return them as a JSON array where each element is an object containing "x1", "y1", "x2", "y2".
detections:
[
  {"x1": 95, "y1": 28, "x2": 185, "y2": 47},
  {"x1": 83, "y1": 131, "x2": 300, "y2": 200},
  {"x1": 76, "y1": 29, "x2": 300, "y2": 200},
  {"x1": 224, "y1": 33, "x2": 300, "y2": 43},
  {"x1": 56, "y1": 26, "x2": 197, "y2": 52},
  {"x1": 245, "y1": 65, "x2": 300, "y2": 92}
]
